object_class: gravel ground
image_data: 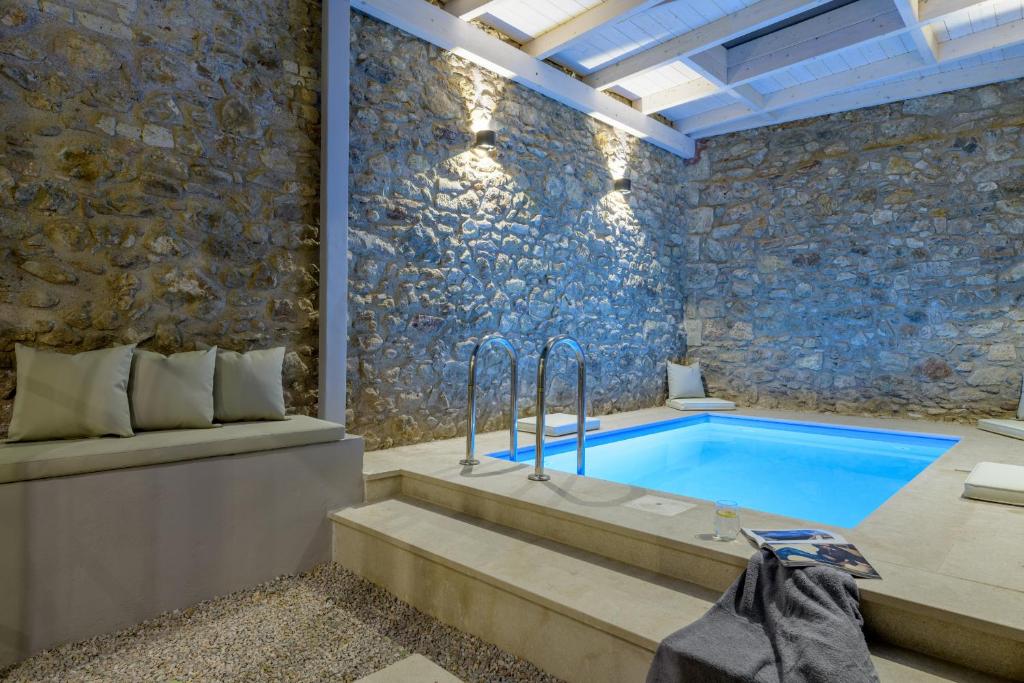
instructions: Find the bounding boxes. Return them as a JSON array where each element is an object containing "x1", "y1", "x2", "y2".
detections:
[{"x1": 1, "y1": 563, "x2": 562, "y2": 683}]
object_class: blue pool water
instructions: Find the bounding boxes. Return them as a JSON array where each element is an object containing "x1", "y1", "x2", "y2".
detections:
[{"x1": 489, "y1": 414, "x2": 958, "y2": 527}]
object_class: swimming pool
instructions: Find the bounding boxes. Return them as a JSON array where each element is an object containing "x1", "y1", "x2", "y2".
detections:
[{"x1": 489, "y1": 414, "x2": 958, "y2": 527}]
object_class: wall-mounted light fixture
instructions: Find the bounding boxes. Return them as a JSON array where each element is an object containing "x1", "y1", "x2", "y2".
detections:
[
  {"x1": 474, "y1": 128, "x2": 496, "y2": 151},
  {"x1": 614, "y1": 178, "x2": 632, "y2": 195}
]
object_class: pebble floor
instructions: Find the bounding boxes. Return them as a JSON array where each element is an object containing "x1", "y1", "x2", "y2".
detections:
[{"x1": 1, "y1": 563, "x2": 563, "y2": 683}]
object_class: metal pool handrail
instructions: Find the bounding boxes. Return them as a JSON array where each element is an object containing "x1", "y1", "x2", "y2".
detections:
[
  {"x1": 463, "y1": 333, "x2": 519, "y2": 466},
  {"x1": 529, "y1": 335, "x2": 587, "y2": 481}
]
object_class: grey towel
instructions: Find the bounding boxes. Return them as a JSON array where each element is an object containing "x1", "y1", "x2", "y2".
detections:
[{"x1": 647, "y1": 549, "x2": 879, "y2": 683}]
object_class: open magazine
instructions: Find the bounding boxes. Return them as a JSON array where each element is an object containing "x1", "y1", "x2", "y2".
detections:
[{"x1": 742, "y1": 528, "x2": 881, "y2": 579}]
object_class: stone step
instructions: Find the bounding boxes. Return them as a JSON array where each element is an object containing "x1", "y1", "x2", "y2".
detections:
[
  {"x1": 370, "y1": 466, "x2": 1024, "y2": 679},
  {"x1": 331, "y1": 497, "x2": 1006, "y2": 683},
  {"x1": 354, "y1": 654, "x2": 462, "y2": 683}
]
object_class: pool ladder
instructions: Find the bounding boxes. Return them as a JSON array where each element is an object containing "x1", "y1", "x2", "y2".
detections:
[
  {"x1": 462, "y1": 333, "x2": 587, "y2": 482},
  {"x1": 463, "y1": 334, "x2": 519, "y2": 466}
]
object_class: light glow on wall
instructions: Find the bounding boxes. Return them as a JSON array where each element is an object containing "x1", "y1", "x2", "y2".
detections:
[
  {"x1": 464, "y1": 64, "x2": 505, "y2": 134},
  {"x1": 595, "y1": 127, "x2": 635, "y2": 196}
]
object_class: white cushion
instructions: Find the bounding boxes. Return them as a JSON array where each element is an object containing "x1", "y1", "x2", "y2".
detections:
[
  {"x1": 130, "y1": 348, "x2": 217, "y2": 431},
  {"x1": 977, "y1": 419, "x2": 1024, "y2": 441},
  {"x1": 667, "y1": 397, "x2": 736, "y2": 411},
  {"x1": 667, "y1": 361, "x2": 705, "y2": 399},
  {"x1": 0, "y1": 416, "x2": 343, "y2": 484},
  {"x1": 963, "y1": 461, "x2": 1024, "y2": 506},
  {"x1": 517, "y1": 413, "x2": 601, "y2": 436},
  {"x1": 214, "y1": 348, "x2": 286, "y2": 422},
  {"x1": 8, "y1": 344, "x2": 135, "y2": 442}
]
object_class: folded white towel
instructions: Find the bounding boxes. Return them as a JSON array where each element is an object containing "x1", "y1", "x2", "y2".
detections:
[{"x1": 963, "y1": 462, "x2": 1024, "y2": 506}]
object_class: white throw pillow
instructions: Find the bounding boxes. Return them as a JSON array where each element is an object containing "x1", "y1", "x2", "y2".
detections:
[
  {"x1": 130, "y1": 348, "x2": 217, "y2": 431},
  {"x1": 8, "y1": 344, "x2": 135, "y2": 442},
  {"x1": 667, "y1": 361, "x2": 705, "y2": 399},
  {"x1": 214, "y1": 347, "x2": 286, "y2": 422}
]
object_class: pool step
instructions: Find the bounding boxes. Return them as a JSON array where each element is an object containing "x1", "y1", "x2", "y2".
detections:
[
  {"x1": 366, "y1": 467, "x2": 1024, "y2": 680},
  {"x1": 331, "y1": 497, "x2": 1006, "y2": 683}
]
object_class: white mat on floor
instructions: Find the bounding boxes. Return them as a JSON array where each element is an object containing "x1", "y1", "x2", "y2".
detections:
[
  {"x1": 667, "y1": 397, "x2": 736, "y2": 411},
  {"x1": 977, "y1": 418, "x2": 1024, "y2": 441},
  {"x1": 962, "y1": 461, "x2": 1024, "y2": 507},
  {"x1": 517, "y1": 413, "x2": 601, "y2": 436}
]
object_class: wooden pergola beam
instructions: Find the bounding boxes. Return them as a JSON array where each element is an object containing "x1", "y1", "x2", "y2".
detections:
[
  {"x1": 893, "y1": 0, "x2": 940, "y2": 64},
  {"x1": 522, "y1": 0, "x2": 663, "y2": 60},
  {"x1": 681, "y1": 18, "x2": 1024, "y2": 137},
  {"x1": 444, "y1": 0, "x2": 506, "y2": 21},
  {"x1": 642, "y1": 0, "x2": 993, "y2": 118},
  {"x1": 582, "y1": 0, "x2": 835, "y2": 90},
  {"x1": 354, "y1": 0, "x2": 696, "y2": 158}
]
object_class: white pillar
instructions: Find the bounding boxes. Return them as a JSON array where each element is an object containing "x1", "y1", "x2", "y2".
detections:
[{"x1": 318, "y1": 0, "x2": 350, "y2": 426}]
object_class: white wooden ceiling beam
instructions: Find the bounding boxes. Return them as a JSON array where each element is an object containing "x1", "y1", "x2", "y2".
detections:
[
  {"x1": 353, "y1": 0, "x2": 695, "y2": 158},
  {"x1": 692, "y1": 54, "x2": 1024, "y2": 137},
  {"x1": 892, "y1": 0, "x2": 939, "y2": 63},
  {"x1": 682, "y1": 16, "x2": 1024, "y2": 137},
  {"x1": 918, "y1": 0, "x2": 990, "y2": 22},
  {"x1": 522, "y1": 0, "x2": 663, "y2": 60},
  {"x1": 636, "y1": 0, "x2": 992, "y2": 116},
  {"x1": 938, "y1": 16, "x2": 1024, "y2": 62},
  {"x1": 675, "y1": 51, "x2": 924, "y2": 131},
  {"x1": 583, "y1": 0, "x2": 834, "y2": 90},
  {"x1": 635, "y1": 78, "x2": 720, "y2": 114},
  {"x1": 673, "y1": 101, "x2": 752, "y2": 131},
  {"x1": 445, "y1": 0, "x2": 506, "y2": 21},
  {"x1": 686, "y1": 45, "x2": 768, "y2": 110},
  {"x1": 725, "y1": 0, "x2": 905, "y2": 84}
]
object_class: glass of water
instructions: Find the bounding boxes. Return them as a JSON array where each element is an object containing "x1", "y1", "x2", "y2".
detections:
[{"x1": 713, "y1": 500, "x2": 740, "y2": 541}]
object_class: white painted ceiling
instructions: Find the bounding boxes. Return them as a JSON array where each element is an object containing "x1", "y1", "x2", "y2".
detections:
[{"x1": 464, "y1": 0, "x2": 1024, "y2": 137}]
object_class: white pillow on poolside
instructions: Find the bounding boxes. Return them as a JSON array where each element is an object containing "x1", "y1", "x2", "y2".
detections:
[
  {"x1": 214, "y1": 347, "x2": 286, "y2": 422},
  {"x1": 667, "y1": 361, "x2": 705, "y2": 399},
  {"x1": 130, "y1": 348, "x2": 217, "y2": 431},
  {"x1": 7, "y1": 343, "x2": 135, "y2": 442}
]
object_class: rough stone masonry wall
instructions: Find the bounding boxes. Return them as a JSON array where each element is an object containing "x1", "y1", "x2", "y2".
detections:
[
  {"x1": 0, "y1": 0, "x2": 322, "y2": 435},
  {"x1": 348, "y1": 13, "x2": 692, "y2": 450},
  {"x1": 685, "y1": 78, "x2": 1024, "y2": 420}
]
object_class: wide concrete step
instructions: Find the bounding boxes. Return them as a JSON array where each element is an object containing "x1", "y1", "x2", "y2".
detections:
[{"x1": 331, "y1": 497, "x2": 1007, "y2": 683}]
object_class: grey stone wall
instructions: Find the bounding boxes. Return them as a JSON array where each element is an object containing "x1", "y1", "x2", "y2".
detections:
[
  {"x1": 348, "y1": 13, "x2": 692, "y2": 450},
  {"x1": 685, "y1": 79, "x2": 1024, "y2": 420},
  {"x1": 0, "y1": 0, "x2": 323, "y2": 435}
]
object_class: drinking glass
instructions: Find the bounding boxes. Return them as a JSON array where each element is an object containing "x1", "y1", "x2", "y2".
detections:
[{"x1": 713, "y1": 500, "x2": 740, "y2": 541}]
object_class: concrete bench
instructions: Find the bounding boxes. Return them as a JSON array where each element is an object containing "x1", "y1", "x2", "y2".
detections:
[{"x1": 0, "y1": 416, "x2": 364, "y2": 668}]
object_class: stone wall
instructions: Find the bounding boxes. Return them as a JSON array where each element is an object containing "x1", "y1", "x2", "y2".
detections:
[
  {"x1": 684, "y1": 78, "x2": 1024, "y2": 420},
  {"x1": 348, "y1": 13, "x2": 692, "y2": 450},
  {"x1": 0, "y1": 0, "x2": 322, "y2": 435}
]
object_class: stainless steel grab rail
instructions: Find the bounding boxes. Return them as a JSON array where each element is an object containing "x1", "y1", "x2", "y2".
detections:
[
  {"x1": 463, "y1": 333, "x2": 519, "y2": 466},
  {"x1": 529, "y1": 335, "x2": 587, "y2": 481}
]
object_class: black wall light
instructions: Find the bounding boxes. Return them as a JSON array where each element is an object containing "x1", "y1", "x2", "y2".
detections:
[
  {"x1": 614, "y1": 178, "x2": 632, "y2": 194},
  {"x1": 474, "y1": 128, "x2": 496, "y2": 150}
]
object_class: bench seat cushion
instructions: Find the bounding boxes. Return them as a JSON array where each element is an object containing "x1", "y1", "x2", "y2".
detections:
[{"x1": 0, "y1": 415, "x2": 344, "y2": 484}]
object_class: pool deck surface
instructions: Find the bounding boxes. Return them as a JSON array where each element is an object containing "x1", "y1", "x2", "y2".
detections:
[{"x1": 363, "y1": 406, "x2": 1024, "y2": 651}]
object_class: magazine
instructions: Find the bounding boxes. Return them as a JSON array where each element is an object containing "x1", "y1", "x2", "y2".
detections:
[{"x1": 741, "y1": 528, "x2": 882, "y2": 579}]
